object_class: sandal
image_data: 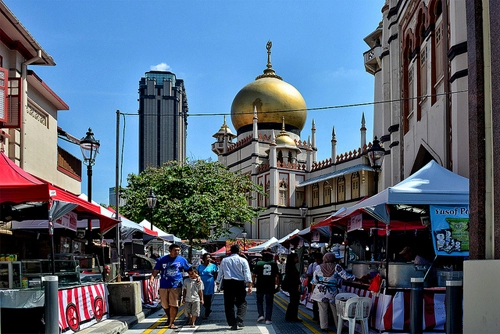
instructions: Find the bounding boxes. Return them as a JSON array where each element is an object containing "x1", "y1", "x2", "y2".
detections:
[{"x1": 169, "y1": 325, "x2": 179, "y2": 329}]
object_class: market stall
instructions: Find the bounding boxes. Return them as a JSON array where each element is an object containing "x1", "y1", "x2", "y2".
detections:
[
  {"x1": 0, "y1": 152, "x2": 120, "y2": 333},
  {"x1": 311, "y1": 161, "x2": 469, "y2": 332}
]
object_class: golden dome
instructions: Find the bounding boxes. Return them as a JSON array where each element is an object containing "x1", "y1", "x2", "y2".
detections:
[{"x1": 231, "y1": 41, "x2": 307, "y2": 134}]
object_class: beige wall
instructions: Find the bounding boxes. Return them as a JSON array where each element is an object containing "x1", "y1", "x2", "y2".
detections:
[{"x1": 463, "y1": 260, "x2": 500, "y2": 332}]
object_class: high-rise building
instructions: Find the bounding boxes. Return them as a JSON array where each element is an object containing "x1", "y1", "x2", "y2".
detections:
[{"x1": 138, "y1": 71, "x2": 188, "y2": 172}]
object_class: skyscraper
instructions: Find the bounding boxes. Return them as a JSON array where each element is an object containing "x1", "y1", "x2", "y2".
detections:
[{"x1": 138, "y1": 71, "x2": 188, "y2": 172}]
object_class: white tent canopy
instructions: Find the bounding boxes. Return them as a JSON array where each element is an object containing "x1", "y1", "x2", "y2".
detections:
[
  {"x1": 247, "y1": 237, "x2": 279, "y2": 252},
  {"x1": 139, "y1": 219, "x2": 181, "y2": 242},
  {"x1": 278, "y1": 229, "x2": 300, "y2": 244},
  {"x1": 339, "y1": 160, "x2": 469, "y2": 224}
]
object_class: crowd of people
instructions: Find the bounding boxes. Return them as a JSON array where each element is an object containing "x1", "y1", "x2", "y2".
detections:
[{"x1": 149, "y1": 243, "x2": 355, "y2": 331}]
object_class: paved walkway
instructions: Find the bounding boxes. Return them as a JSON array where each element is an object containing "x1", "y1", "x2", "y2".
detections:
[{"x1": 124, "y1": 291, "x2": 337, "y2": 334}]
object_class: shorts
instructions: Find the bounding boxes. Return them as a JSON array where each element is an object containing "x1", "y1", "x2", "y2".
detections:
[
  {"x1": 159, "y1": 287, "x2": 182, "y2": 308},
  {"x1": 185, "y1": 301, "x2": 201, "y2": 317}
]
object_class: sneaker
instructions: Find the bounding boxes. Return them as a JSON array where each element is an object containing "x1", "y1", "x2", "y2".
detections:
[
  {"x1": 266, "y1": 320, "x2": 272, "y2": 325},
  {"x1": 257, "y1": 316, "x2": 265, "y2": 322}
]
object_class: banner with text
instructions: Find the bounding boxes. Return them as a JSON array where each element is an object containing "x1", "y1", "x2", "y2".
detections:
[{"x1": 429, "y1": 205, "x2": 469, "y2": 257}]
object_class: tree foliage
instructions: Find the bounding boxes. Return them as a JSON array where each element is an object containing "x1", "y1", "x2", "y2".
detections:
[{"x1": 120, "y1": 160, "x2": 265, "y2": 245}]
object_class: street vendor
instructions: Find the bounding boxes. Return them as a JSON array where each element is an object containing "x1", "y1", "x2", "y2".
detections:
[{"x1": 399, "y1": 246, "x2": 431, "y2": 266}]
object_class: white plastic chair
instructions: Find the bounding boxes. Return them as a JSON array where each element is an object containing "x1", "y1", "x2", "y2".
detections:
[{"x1": 336, "y1": 296, "x2": 372, "y2": 334}]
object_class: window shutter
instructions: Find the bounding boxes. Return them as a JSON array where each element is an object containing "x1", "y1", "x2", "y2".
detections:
[
  {"x1": 0, "y1": 68, "x2": 7, "y2": 123},
  {"x1": 3, "y1": 76, "x2": 22, "y2": 128}
]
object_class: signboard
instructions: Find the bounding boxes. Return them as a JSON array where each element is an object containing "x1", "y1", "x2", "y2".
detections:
[
  {"x1": 429, "y1": 205, "x2": 469, "y2": 256},
  {"x1": 311, "y1": 229, "x2": 320, "y2": 242},
  {"x1": 347, "y1": 213, "x2": 363, "y2": 232},
  {"x1": 55, "y1": 212, "x2": 78, "y2": 232}
]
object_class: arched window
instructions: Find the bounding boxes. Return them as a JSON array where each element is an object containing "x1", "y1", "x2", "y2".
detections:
[
  {"x1": 258, "y1": 182, "x2": 264, "y2": 207},
  {"x1": 351, "y1": 172, "x2": 360, "y2": 199},
  {"x1": 337, "y1": 176, "x2": 345, "y2": 202},
  {"x1": 279, "y1": 179, "x2": 288, "y2": 206},
  {"x1": 431, "y1": 0, "x2": 444, "y2": 104},
  {"x1": 312, "y1": 183, "x2": 319, "y2": 207},
  {"x1": 277, "y1": 150, "x2": 283, "y2": 164},
  {"x1": 265, "y1": 180, "x2": 270, "y2": 207},
  {"x1": 323, "y1": 181, "x2": 331, "y2": 204},
  {"x1": 288, "y1": 151, "x2": 293, "y2": 163}
]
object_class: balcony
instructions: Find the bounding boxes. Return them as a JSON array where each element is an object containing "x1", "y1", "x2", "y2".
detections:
[
  {"x1": 363, "y1": 46, "x2": 382, "y2": 75},
  {"x1": 57, "y1": 146, "x2": 82, "y2": 181}
]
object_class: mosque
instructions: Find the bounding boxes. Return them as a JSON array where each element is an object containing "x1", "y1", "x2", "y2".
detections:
[{"x1": 211, "y1": 42, "x2": 380, "y2": 240}]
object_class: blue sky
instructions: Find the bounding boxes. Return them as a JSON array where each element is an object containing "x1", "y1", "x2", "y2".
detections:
[{"x1": 5, "y1": 0, "x2": 385, "y2": 205}]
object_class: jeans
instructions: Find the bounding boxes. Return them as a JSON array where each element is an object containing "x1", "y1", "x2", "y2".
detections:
[
  {"x1": 256, "y1": 293, "x2": 274, "y2": 321},
  {"x1": 222, "y1": 279, "x2": 248, "y2": 326}
]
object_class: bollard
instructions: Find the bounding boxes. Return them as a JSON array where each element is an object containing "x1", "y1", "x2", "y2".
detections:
[
  {"x1": 446, "y1": 280, "x2": 463, "y2": 334},
  {"x1": 43, "y1": 275, "x2": 59, "y2": 334},
  {"x1": 410, "y1": 277, "x2": 424, "y2": 334}
]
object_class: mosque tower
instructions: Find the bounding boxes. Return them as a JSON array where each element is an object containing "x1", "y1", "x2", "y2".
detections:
[{"x1": 212, "y1": 41, "x2": 374, "y2": 240}]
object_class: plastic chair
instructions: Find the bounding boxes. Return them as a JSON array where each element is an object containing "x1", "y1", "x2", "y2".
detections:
[{"x1": 336, "y1": 296, "x2": 372, "y2": 334}]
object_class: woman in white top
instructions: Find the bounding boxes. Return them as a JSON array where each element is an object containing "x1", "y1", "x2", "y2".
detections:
[{"x1": 310, "y1": 253, "x2": 355, "y2": 331}]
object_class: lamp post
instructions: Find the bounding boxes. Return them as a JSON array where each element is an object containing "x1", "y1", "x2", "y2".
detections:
[
  {"x1": 366, "y1": 136, "x2": 385, "y2": 262},
  {"x1": 299, "y1": 201, "x2": 308, "y2": 230},
  {"x1": 80, "y1": 128, "x2": 100, "y2": 251},
  {"x1": 146, "y1": 188, "x2": 157, "y2": 230},
  {"x1": 242, "y1": 228, "x2": 247, "y2": 254}
]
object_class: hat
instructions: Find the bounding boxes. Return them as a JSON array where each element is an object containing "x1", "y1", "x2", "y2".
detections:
[{"x1": 399, "y1": 246, "x2": 411, "y2": 255}]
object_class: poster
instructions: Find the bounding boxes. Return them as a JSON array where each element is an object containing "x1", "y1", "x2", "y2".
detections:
[
  {"x1": 429, "y1": 205, "x2": 469, "y2": 256},
  {"x1": 347, "y1": 213, "x2": 363, "y2": 232}
]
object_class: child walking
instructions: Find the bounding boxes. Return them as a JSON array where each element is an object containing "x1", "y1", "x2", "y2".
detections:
[{"x1": 182, "y1": 267, "x2": 204, "y2": 327}]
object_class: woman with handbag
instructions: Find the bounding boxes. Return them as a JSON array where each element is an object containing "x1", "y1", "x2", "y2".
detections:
[
  {"x1": 283, "y1": 252, "x2": 303, "y2": 322},
  {"x1": 309, "y1": 252, "x2": 355, "y2": 331}
]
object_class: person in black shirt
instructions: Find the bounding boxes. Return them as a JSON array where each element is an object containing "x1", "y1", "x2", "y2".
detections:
[
  {"x1": 283, "y1": 252, "x2": 303, "y2": 322},
  {"x1": 252, "y1": 248, "x2": 280, "y2": 325}
]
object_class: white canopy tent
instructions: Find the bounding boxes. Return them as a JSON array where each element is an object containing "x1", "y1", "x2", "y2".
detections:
[
  {"x1": 138, "y1": 219, "x2": 182, "y2": 243},
  {"x1": 338, "y1": 160, "x2": 469, "y2": 224},
  {"x1": 247, "y1": 237, "x2": 279, "y2": 252}
]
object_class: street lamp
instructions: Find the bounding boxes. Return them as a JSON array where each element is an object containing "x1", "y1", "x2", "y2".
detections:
[
  {"x1": 146, "y1": 188, "x2": 157, "y2": 230},
  {"x1": 366, "y1": 136, "x2": 385, "y2": 261},
  {"x1": 242, "y1": 228, "x2": 247, "y2": 253},
  {"x1": 299, "y1": 201, "x2": 308, "y2": 230},
  {"x1": 80, "y1": 128, "x2": 100, "y2": 250},
  {"x1": 366, "y1": 136, "x2": 385, "y2": 193}
]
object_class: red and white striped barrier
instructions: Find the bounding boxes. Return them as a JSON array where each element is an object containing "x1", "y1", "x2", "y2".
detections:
[
  {"x1": 134, "y1": 277, "x2": 159, "y2": 305},
  {"x1": 58, "y1": 283, "x2": 108, "y2": 333},
  {"x1": 343, "y1": 285, "x2": 446, "y2": 331}
]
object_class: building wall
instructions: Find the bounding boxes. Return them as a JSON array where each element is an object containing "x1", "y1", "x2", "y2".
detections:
[
  {"x1": 1, "y1": 2, "x2": 79, "y2": 193},
  {"x1": 366, "y1": 0, "x2": 469, "y2": 191}
]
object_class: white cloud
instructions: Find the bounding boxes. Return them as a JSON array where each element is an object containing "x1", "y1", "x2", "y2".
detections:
[{"x1": 150, "y1": 63, "x2": 172, "y2": 71}]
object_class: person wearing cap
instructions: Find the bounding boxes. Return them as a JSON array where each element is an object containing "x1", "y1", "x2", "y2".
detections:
[
  {"x1": 215, "y1": 244, "x2": 253, "y2": 330},
  {"x1": 252, "y1": 248, "x2": 281, "y2": 325}
]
